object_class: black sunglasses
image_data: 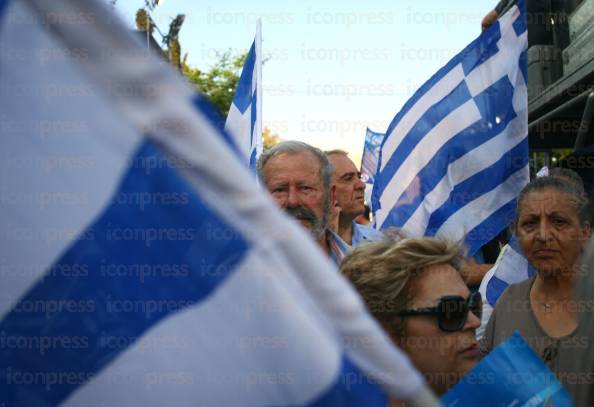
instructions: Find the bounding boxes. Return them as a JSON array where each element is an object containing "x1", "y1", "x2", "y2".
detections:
[{"x1": 396, "y1": 291, "x2": 482, "y2": 332}]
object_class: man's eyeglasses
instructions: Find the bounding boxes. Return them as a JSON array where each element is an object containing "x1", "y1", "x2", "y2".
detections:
[{"x1": 396, "y1": 291, "x2": 482, "y2": 332}]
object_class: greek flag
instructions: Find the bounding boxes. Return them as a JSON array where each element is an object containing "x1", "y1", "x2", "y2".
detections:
[
  {"x1": 360, "y1": 128, "x2": 385, "y2": 186},
  {"x1": 477, "y1": 236, "x2": 536, "y2": 338},
  {"x1": 224, "y1": 21, "x2": 262, "y2": 169},
  {"x1": 372, "y1": 0, "x2": 529, "y2": 255},
  {"x1": 0, "y1": 1, "x2": 437, "y2": 406}
]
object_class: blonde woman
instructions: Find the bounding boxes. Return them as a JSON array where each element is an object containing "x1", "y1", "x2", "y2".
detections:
[{"x1": 341, "y1": 236, "x2": 481, "y2": 396}]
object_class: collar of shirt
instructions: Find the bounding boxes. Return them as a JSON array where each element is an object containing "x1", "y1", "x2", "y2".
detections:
[
  {"x1": 327, "y1": 229, "x2": 350, "y2": 266},
  {"x1": 351, "y1": 222, "x2": 382, "y2": 246}
]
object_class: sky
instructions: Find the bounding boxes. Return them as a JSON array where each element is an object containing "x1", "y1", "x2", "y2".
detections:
[{"x1": 111, "y1": 1, "x2": 494, "y2": 165}]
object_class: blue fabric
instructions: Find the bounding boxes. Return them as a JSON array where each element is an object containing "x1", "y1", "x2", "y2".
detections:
[
  {"x1": 360, "y1": 128, "x2": 385, "y2": 185},
  {"x1": 0, "y1": 141, "x2": 249, "y2": 405},
  {"x1": 309, "y1": 356, "x2": 387, "y2": 407},
  {"x1": 486, "y1": 275, "x2": 510, "y2": 306},
  {"x1": 192, "y1": 94, "x2": 243, "y2": 160},
  {"x1": 485, "y1": 236, "x2": 537, "y2": 306},
  {"x1": 442, "y1": 332, "x2": 572, "y2": 406},
  {"x1": 377, "y1": 81, "x2": 473, "y2": 197},
  {"x1": 225, "y1": 37, "x2": 260, "y2": 169},
  {"x1": 0, "y1": 0, "x2": 10, "y2": 25},
  {"x1": 352, "y1": 223, "x2": 382, "y2": 246},
  {"x1": 379, "y1": 76, "x2": 518, "y2": 235},
  {"x1": 232, "y1": 42, "x2": 256, "y2": 114},
  {"x1": 372, "y1": 0, "x2": 528, "y2": 255},
  {"x1": 429, "y1": 138, "x2": 525, "y2": 230}
]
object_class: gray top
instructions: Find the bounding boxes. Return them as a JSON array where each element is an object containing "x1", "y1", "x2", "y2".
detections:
[{"x1": 480, "y1": 275, "x2": 587, "y2": 388}]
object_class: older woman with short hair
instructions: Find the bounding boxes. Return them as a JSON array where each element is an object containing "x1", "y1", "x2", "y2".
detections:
[
  {"x1": 341, "y1": 236, "x2": 481, "y2": 396},
  {"x1": 481, "y1": 176, "x2": 591, "y2": 385}
]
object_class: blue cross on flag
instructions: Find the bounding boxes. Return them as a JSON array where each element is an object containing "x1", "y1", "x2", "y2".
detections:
[
  {"x1": 224, "y1": 21, "x2": 263, "y2": 169},
  {"x1": 372, "y1": 0, "x2": 529, "y2": 255}
]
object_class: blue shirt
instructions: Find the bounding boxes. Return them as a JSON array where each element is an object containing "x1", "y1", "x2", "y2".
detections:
[
  {"x1": 327, "y1": 223, "x2": 382, "y2": 266},
  {"x1": 351, "y1": 222, "x2": 382, "y2": 246}
]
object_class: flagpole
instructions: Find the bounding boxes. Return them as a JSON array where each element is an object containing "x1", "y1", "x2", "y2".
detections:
[{"x1": 255, "y1": 18, "x2": 263, "y2": 158}]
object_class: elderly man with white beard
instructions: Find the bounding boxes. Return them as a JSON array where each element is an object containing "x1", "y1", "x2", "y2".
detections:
[{"x1": 257, "y1": 141, "x2": 349, "y2": 265}]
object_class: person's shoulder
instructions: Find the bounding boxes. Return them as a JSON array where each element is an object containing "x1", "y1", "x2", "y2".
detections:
[
  {"x1": 352, "y1": 222, "x2": 382, "y2": 245},
  {"x1": 494, "y1": 274, "x2": 535, "y2": 309},
  {"x1": 504, "y1": 274, "x2": 535, "y2": 295}
]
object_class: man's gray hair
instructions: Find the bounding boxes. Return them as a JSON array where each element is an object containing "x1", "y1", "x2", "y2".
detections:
[
  {"x1": 257, "y1": 141, "x2": 333, "y2": 191},
  {"x1": 325, "y1": 149, "x2": 349, "y2": 158}
]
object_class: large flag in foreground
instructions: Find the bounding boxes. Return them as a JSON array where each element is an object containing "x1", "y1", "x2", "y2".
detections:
[
  {"x1": 372, "y1": 0, "x2": 529, "y2": 255},
  {"x1": 224, "y1": 21, "x2": 262, "y2": 169},
  {"x1": 0, "y1": 0, "x2": 436, "y2": 406}
]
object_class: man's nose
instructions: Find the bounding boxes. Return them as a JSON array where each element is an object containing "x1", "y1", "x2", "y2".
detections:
[
  {"x1": 355, "y1": 177, "x2": 365, "y2": 190},
  {"x1": 286, "y1": 186, "x2": 301, "y2": 208}
]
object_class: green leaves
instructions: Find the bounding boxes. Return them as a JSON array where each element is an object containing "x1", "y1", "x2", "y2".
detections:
[{"x1": 183, "y1": 51, "x2": 247, "y2": 117}]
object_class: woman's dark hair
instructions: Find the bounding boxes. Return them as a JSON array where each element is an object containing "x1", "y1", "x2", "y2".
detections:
[
  {"x1": 548, "y1": 167, "x2": 585, "y2": 192},
  {"x1": 515, "y1": 176, "x2": 591, "y2": 228}
]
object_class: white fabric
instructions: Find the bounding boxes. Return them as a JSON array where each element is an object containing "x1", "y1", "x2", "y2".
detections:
[{"x1": 2, "y1": 0, "x2": 431, "y2": 403}]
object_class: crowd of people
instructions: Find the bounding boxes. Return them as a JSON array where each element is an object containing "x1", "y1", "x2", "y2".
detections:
[{"x1": 257, "y1": 140, "x2": 593, "y2": 404}]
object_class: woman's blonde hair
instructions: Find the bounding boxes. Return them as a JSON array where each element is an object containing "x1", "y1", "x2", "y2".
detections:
[{"x1": 341, "y1": 234, "x2": 466, "y2": 339}]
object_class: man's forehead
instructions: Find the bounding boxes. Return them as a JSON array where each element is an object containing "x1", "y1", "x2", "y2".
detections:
[
  {"x1": 328, "y1": 153, "x2": 357, "y2": 174},
  {"x1": 264, "y1": 151, "x2": 322, "y2": 178}
]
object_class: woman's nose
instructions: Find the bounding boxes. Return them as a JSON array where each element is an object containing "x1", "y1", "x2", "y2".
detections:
[
  {"x1": 535, "y1": 219, "x2": 551, "y2": 242},
  {"x1": 464, "y1": 308, "x2": 481, "y2": 331}
]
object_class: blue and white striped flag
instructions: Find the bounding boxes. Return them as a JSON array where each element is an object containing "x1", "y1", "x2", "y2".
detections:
[
  {"x1": 477, "y1": 236, "x2": 536, "y2": 338},
  {"x1": 0, "y1": 1, "x2": 436, "y2": 406},
  {"x1": 372, "y1": 0, "x2": 529, "y2": 255},
  {"x1": 360, "y1": 128, "x2": 385, "y2": 186},
  {"x1": 224, "y1": 21, "x2": 262, "y2": 170}
]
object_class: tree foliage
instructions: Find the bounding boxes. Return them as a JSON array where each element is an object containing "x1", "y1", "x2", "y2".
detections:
[
  {"x1": 166, "y1": 39, "x2": 182, "y2": 72},
  {"x1": 183, "y1": 53, "x2": 282, "y2": 144},
  {"x1": 135, "y1": 8, "x2": 184, "y2": 72},
  {"x1": 130, "y1": 3, "x2": 282, "y2": 140},
  {"x1": 135, "y1": 8, "x2": 155, "y2": 34},
  {"x1": 182, "y1": 51, "x2": 247, "y2": 117},
  {"x1": 263, "y1": 127, "x2": 280, "y2": 149}
]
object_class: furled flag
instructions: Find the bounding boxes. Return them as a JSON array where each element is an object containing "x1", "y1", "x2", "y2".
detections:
[
  {"x1": 372, "y1": 0, "x2": 529, "y2": 255},
  {"x1": 361, "y1": 128, "x2": 385, "y2": 207},
  {"x1": 0, "y1": 1, "x2": 438, "y2": 406},
  {"x1": 360, "y1": 128, "x2": 385, "y2": 186},
  {"x1": 477, "y1": 236, "x2": 536, "y2": 338},
  {"x1": 224, "y1": 20, "x2": 262, "y2": 169}
]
